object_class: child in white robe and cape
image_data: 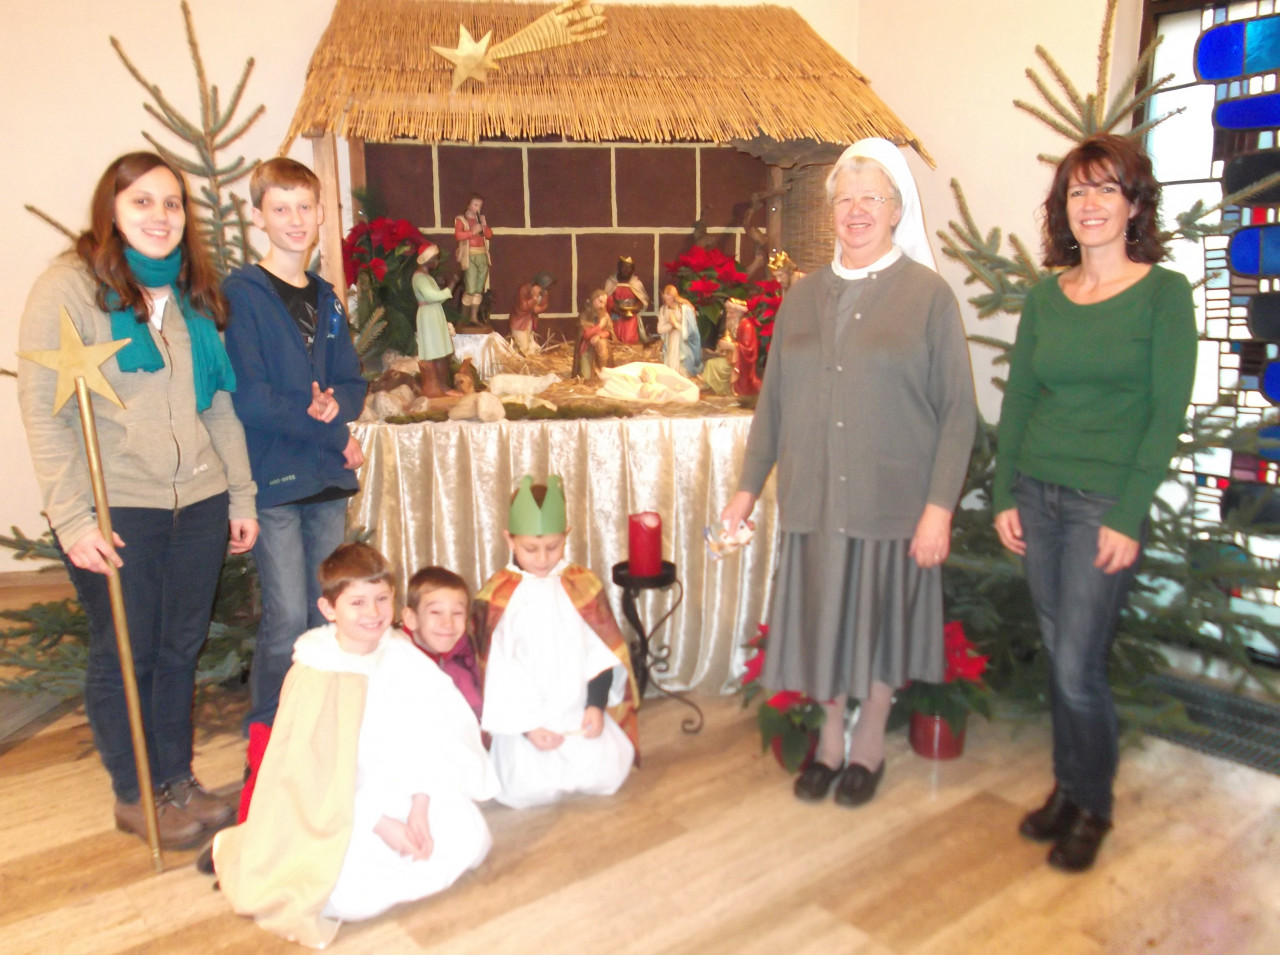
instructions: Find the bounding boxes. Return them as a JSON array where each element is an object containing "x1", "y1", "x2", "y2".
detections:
[
  {"x1": 212, "y1": 543, "x2": 498, "y2": 949},
  {"x1": 474, "y1": 475, "x2": 641, "y2": 809}
]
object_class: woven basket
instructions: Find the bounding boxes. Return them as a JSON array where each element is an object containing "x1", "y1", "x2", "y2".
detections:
[{"x1": 781, "y1": 164, "x2": 835, "y2": 273}]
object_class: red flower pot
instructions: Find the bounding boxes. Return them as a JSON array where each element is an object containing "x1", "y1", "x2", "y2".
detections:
[
  {"x1": 770, "y1": 731, "x2": 819, "y2": 773},
  {"x1": 909, "y1": 712, "x2": 966, "y2": 760}
]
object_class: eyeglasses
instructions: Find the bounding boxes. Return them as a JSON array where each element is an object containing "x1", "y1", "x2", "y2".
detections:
[{"x1": 832, "y1": 194, "x2": 895, "y2": 212}]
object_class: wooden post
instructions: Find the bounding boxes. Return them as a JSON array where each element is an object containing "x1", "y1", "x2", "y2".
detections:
[
  {"x1": 766, "y1": 166, "x2": 784, "y2": 255},
  {"x1": 309, "y1": 131, "x2": 347, "y2": 295},
  {"x1": 348, "y1": 137, "x2": 367, "y2": 221}
]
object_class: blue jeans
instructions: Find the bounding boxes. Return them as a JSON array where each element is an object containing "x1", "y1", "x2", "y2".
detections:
[
  {"x1": 1012, "y1": 474, "x2": 1144, "y2": 819},
  {"x1": 64, "y1": 493, "x2": 230, "y2": 803},
  {"x1": 246, "y1": 497, "x2": 347, "y2": 729}
]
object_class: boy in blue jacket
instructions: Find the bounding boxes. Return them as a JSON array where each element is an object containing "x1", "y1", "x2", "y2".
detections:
[{"x1": 224, "y1": 158, "x2": 368, "y2": 751}]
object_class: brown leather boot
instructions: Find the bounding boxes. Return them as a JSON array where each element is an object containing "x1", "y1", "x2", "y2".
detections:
[
  {"x1": 165, "y1": 777, "x2": 234, "y2": 830},
  {"x1": 114, "y1": 795, "x2": 206, "y2": 850},
  {"x1": 1019, "y1": 785, "x2": 1081, "y2": 842},
  {"x1": 1048, "y1": 810, "x2": 1112, "y2": 872}
]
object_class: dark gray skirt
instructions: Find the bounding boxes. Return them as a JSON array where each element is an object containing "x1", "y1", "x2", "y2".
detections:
[{"x1": 762, "y1": 530, "x2": 944, "y2": 701}]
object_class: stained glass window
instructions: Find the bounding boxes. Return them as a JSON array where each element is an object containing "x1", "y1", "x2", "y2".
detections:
[{"x1": 1150, "y1": 1, "x2": 1280, "y2": 613}]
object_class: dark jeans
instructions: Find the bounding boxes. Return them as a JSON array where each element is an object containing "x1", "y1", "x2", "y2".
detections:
[
  {"x1": 245, "y1": 497, "x2": 347, "y2": 729},
  {"x1": 64, "y1": 492, "x2": 230, "y2": 803},
  {"x1": 1012, "y1": 474, "x2": 1144, "y2": 820}
]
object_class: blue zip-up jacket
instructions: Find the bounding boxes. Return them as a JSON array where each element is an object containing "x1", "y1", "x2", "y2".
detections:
[{"x1": 223, "y1": 265, "x2": 367, "y2": 510}]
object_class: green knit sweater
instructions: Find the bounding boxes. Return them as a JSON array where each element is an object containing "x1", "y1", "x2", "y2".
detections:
[{"x1": 992, "y1": 265, "x2": 1197, "y2": 539}]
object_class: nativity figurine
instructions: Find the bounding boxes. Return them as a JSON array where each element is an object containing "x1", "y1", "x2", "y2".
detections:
[
  {"x1": 657, "y1": 285, "x2": 702, "y2": 377},
  {"x1": 413, "y1": 242, "x2": 458, "y2": 397},
  {"x1": 604, "y1": 255, "x2": 650, "y2": 343},
  {"x1": 454, "y1": 193, "x2": 493, "y2": 326},
  {"x1": 509, "y1": 272, "x2": 554, "y2": 355},
  {"x1": 575, "y1": 289, "x2": 614, "y2": 382}
]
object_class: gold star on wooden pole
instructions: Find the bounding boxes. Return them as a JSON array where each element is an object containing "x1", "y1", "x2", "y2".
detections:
[
  {"x1": 17, "y1": 306, "x2": 128, "y2": 412},
  {"x1": 17, "y1": 307, "x2": 163, "y2": 873}
]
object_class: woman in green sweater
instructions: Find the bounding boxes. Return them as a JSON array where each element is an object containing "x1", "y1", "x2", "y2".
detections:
[{"x1": 992, "y1": 134, "x2": 1196, "y2": 872}]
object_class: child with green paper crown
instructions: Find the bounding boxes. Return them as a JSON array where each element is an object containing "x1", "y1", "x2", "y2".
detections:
[{"x1": 473, "y1": 475, "x2": 640, "y2": 808}]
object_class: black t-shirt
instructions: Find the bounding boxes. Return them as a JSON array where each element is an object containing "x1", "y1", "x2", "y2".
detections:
[
  {"x1": 255, "y1": 265, "x2": 355, "y2": 508},
  {"x1": 258, "y1": 265, "x2": 319, "y2": 350}
]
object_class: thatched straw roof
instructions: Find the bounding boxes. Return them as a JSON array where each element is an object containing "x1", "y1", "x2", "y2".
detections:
[{"x1": 285, "y1": 0, "x2": 932, "y2": 165}]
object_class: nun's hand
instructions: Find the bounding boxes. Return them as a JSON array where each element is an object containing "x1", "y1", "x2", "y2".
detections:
[
  {"x1": 720, "y1": 491, "x2": 757, "y2": 536},
  {"x1": 909, "y1": 504, "x2": 952, "y2": 569}
]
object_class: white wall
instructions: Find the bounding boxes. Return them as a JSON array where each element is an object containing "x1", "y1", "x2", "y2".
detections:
[{"x1": 0, "y1": 0, "x2": 1139, "y2": 568}]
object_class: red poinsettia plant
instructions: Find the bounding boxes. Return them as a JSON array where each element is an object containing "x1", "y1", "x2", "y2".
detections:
[
  {"x1": 342, "y1": 217, "x2": 428, "y2": 357},
  {"x1": 740, "y1": 624, "x2": 826, "y2": 773},
  {"x1": 341, "y1": 216, "x2": 426, "y2": 288},
  {"x1": 894, "y1": 621, "x2": 993, "y2": 734},
  {"x1": 663, "y1": 246, "x2": 782, "y2": 365}
]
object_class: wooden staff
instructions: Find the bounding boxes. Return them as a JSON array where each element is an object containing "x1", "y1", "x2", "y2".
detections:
[{"x1": 19, "y1": 308, "x2": 163, "y2": 872}]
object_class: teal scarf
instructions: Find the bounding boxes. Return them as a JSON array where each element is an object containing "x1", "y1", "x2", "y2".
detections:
[{"x1": 109, "y1": 247, "x2": 236, "y2": 412}]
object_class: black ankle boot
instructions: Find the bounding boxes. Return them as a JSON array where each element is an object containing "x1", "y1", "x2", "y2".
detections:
[
  {"x1": 1019, "y1": 785, "x2": 1080, "y2": 842},
  {"x1": 1048, "y1": 810, "x2": 1112, "y2": 872}
]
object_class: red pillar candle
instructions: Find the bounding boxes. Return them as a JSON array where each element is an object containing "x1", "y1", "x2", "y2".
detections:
[{"x1": 628, "y1": 512, "x2": 663, "y2": 577}]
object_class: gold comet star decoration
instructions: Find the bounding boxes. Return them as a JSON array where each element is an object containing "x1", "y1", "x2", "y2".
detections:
[
  {"x1": 18, "y1": 306, "x2": 128, "y2": 413},
  {"x1": 432, "y1": 0, "x2": 607, "y2": 92}
]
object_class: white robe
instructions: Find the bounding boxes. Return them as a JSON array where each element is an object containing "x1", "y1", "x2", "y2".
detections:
[
  {"x1": 301, "y1": 628, "x2": 499, "y2": 923},
  {"x1": 657, "y1": 302, "x2": 689, "y2": 374},
  {"x1": 481, "y1": 559, "x2": 635, "y2": 809}
]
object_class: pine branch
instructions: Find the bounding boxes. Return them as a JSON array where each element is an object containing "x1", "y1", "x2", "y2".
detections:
[
  {"x1": 1034, "y1": 45, "x2": 1089, "y2": 120},
  {"x1": 23, "y1": 205, "x2": 77, "y2": 241},
  {"x1": 1124, "y1": 103, "x2": 1185, "y2": 140},
  {"x1": 180, "y1": 0, "x2": 211, "y2": 133},
  {"x1": 1100, "y1": 46, "x2": 1166, "y2": 130},
  {"x1": 1023, "y1": 70, "x2": 1088, "y2": 135},
  {"x1": 211, "y1": 59, "x2": 258, "y2": 139},
  {"x1": 967, "y1": 333, "x2": 1014, "y2": 354},
  {"x1": 1013, "y1": 100, "x2": 1084, "y2": 141},
  {"x1": 214, "y1": 108, "x2": 265, "y2": 153},
  {"x1": 1095, "y1": 0, "x2": 1119, "y2": 123},
  {"x1": 0, "y1": 527, "x2": 62, "y2": 563}
]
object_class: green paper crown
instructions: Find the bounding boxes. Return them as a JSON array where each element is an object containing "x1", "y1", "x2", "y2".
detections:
[{"x1": 508, "y1": 474, "x2": 567, "y2": 536}]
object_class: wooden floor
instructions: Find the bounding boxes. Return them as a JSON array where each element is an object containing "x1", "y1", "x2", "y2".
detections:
[{"x1": 2, "y1": 687, "x2": 1279, "y2": 955}]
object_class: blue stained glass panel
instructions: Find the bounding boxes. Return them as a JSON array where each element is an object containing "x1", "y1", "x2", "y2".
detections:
[
  {"x1": 1198, "y1": 20, "x2": 1246, "y2": 78},
  {"x1": 1214, "y1": 91, "x2": 1280, "y2": 128},
  {"x1": 1261, "y1": 423, "x2": 1280, "y2": 459},
  {"x1": 1245, "y1": 17, "x2": 1280, "y2": 73},
  {"x1": 1265, "y1": 362, "x2": 1280, "y2": 404},
  {"x1": 1230, "y1": 227, "x2": 1263, "y2": 272},
  {"x1": 1229, "y1": 226, "x2": 1280, "y2": 274}
]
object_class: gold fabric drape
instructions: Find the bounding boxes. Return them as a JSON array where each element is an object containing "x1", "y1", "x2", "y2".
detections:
[{"x1": 350, "y1": 415, "x2": 777, "y2": 694}]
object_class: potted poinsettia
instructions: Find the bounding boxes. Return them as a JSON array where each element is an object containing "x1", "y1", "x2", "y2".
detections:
[
  {"x1": 740, "y1": 624, "x2": 826, "y2": 773},
  {"x1": 342, "y1": 216, "x2": 427, "y2": 358},
  {"x1": 894, "y1": 621, "x2": 992, "y2": 759}
]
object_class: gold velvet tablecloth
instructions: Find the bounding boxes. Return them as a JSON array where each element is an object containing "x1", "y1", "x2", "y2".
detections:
[{"x1": 350, "y1": 413, "x2": 777, "y2": 695}]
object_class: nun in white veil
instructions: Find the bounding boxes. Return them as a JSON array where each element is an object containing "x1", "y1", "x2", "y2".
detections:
[{"x1": 721, "y1": 138, "x2": 976, "y2": 807}]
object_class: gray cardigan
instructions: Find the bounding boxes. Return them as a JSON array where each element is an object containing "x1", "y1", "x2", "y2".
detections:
[
  {"x1": 18, "y1": 257, "x2": 257, "y2": 552},
  {"x1": 738, "y1": 256, "x2": 976, "y2": 539}
]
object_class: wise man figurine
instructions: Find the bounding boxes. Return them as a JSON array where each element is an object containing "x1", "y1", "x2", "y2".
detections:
[
  {"x1": 603, "y1": 255, "x2": 649, "y2": 344},
  {"x1": 768, "y1": 250, "x2": 806, "y2": 298},
  {"x1": 454, "y1": 193, "x2": 493, "y2": 326}
]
